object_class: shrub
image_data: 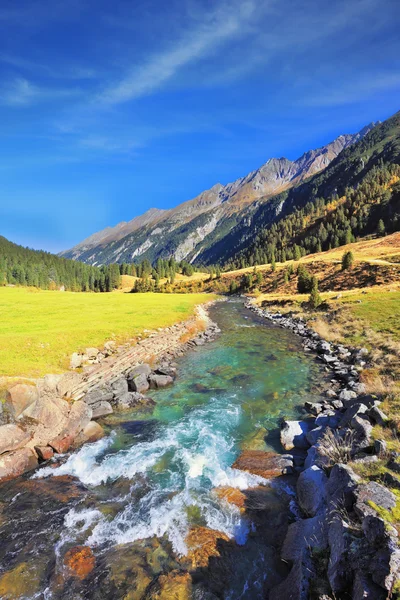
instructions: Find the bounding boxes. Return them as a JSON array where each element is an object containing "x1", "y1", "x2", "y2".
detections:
[
  {"x1": 341, "y1": 251, "x2": 354, "y2": 270},
  {"x1": 297, "y1": 265, "x2": 312, "y2": 293},
  {"x1": 309, "y1": 276, "x2": 322, "y2": 308}
]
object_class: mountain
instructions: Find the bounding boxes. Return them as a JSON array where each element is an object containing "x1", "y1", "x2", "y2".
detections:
[{"x1": 61, "y1": 123, "x2": 377, "y2": 266}]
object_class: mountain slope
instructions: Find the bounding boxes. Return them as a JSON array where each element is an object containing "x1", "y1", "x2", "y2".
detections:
[{"x1": 61, "y1": 123, "x2": 376, "y2": 266}]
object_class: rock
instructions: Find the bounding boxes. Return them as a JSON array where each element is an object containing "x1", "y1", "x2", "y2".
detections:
[
  {"x1": 352, "y1": 382, "x2": 367, "y2": 395},
  {"x1": 354, "y1": 482, "x2": 396, "y2": 519},
  {"x1": 148, "y1": 374, "x2": 174, "y2": 389},
  {"x1": 49, "y1": 401, "x2": 92, "y2": 453},
  {"x1": 232, "y1": 450, "x2": 293, "y2": 478},
  {"x1": 297, "y1": 466, "x2": 327, "y2": 517},
  {"x1": 368, "y1": 406, "x2": 388, "y2": 426},
  {"x1": 331, "y1": 399, "x2": 343, "y2": 410},
  {"x1": 339, "y1": 403, "x2": 368, "y2": 428},
  {"x1": 362, "y1": 515, "x2": 395, "y2": 545},
  {"x1": 111, "y1": 377, "x2": 129, "y2": 398},
  {"x1": 370, "y1": 543, "x2": 400, "y2": 592},
  {"x1": 374, "y1": 439, "x2": 387, "y2": 456},
  {"x1": 84, "y1": 385, "x2": 113, "y2": 405},
  {"x1": 318, "y1": 341, "x2": 332, "y2": 354},
  {"x1": 155, "y1": 365, "x2": 177, "y2": 378},
  {"x1": 352, "y1": 572, "x2": 386, "y2": 600},
  {"x1": 304, "y1": 402, "x2": 323, "y2": 415},
  {"x1": 85, "y1": 347, "x2": 99, "y2": 360},
  {"x1": 327, "y1": 518, "x2": 354, "y2": 593},
  {"x1": 280, "y1": 420, "x2": 312, "y2": 451},
  {"x1": 269, "y1": 554, "x2": 313, "y2": 600},
  {"x1": 70, "y1": 352, "x2": 83, "y2": 369},
  {"x1": 5, "y1": 383, "x2": 38, "y2": 418},
  {"x1": 351, "y1": 414, "x2": 373, "y2": 449},
  {"x1": 326, "y1": 463, "x2": 360, "y2": 510},
  {"x1": 34, "y1": 445, "x2": 54, "y2": 461},
  {"x1": 282, "y1": 512, "x2": 328, "y2": 562},
  {"x1": 104, "y1": 340, "x2": 116, "y2": 354},
  {"x1": 64, "y1": 546, "x2": 96, "y2": 580},
  {"x1": 304, "y1": 445, "x2": 329, "y2": 469},
  {"x1": 91, "y1": 401, "x2": 113, "y2": 419},
  {"x1": 0, "y1": 424, "x2": 31, "y2": 454},
  {"x1": 127, "y1": 364, "x2": 151, "y2": 379},
  {"x1": 339, "y1": 389, "x2": 357, "y2": 403},
  {"x1": 0, "y1": 447, "x2": 38, "y2": 481},
  {"x1": 185, "y1": 526, "x2": 229, "y2": 569},
  {"x1": 82, "y1": 421, "x2": 104, "y2": 442},
  {"x1": 326, "y1": 389, "x2": 338, "y2": 398},
  {"x1": 57, "y1": 372, "x2": 83, "y2": 398},
  {"x1": 306, "y1": 426, "x2": 326, "y2": 446},
  {"x1": 129, "y1": 373, "x2": 150, "y2": 393}
]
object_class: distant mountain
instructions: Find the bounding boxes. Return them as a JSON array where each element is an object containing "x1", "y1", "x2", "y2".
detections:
[{"x1": 61, "y1": 123, "x2": 377, "y2": 266}]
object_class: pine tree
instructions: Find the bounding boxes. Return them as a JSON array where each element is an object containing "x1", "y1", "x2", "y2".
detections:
[
  {"x1": 341, "y1": 251, "x2": 354, "y2": 270},
  {"x1": 377, "y1": 219, "x2": 386, "y2": 237},
  {"x1": 309, "y1": 277, "x2": 322, "y2": 308}
]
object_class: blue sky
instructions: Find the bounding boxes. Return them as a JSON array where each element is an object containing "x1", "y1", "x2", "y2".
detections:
[{"x1": 1, "y1": 0, "x2": 400, "y2": 253}]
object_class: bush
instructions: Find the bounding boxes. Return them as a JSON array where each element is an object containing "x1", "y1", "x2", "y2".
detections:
[
  {"x1": 309, "y1": 276, "x2": 322, "y2": 308},
  {"x1": 342, "y1": 251, "x2": 354, "y2": 270},
  {"x1": 297, "y1": 265, "x2": 312, "y2": 293}
]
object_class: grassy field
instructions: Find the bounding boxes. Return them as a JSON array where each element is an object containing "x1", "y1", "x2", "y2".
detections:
[{"x1": 0, "y1": 287, "x2": 213, "y2": 378}]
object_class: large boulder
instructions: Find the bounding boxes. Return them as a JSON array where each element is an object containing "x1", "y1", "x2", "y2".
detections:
[
  {"x1": 232, "y1": 450, "x2": 293, "y2": 478},
  {"x1": 20, "y1": 396, "x2": 71, "y2": 450},
  {"x1": 57, "y1": 372, "x2": 83, "y2": 398},
  {"x1": 326, "y1": 463, "x2": 360, "y2": 510},
  {"x1": 351, "y1": 414, "x2": 373, "y2": 450},
  {"x1": 127, "y1": 364, "x2": 151, "y2": 379},
  {"x1": 327, "y1": 518, "x2": 354, "y2": 593},
  {"x1": 84, "y1": 385, "x2": 113, "y2": 405},
  {"x1": 111, "y1": 377, "x2": 129, "y2": 399},
  {"x1": 352, "y1": 572, "x2": 386, "y2": 600},
  {"x1": 269, "y1": 554, "x2": 314, "y2": 600},
  {"x1": 49, "y1": 401, "x2": 92, "y2": 453},
  {"x1": 370, "y1": 542, "x2": 400, "y2": 592},
  {"x1": 91, "y1": 401, "x2": 113, "y2": 419},
  {"x1": 5, "y1": 383, "x2": 38, "y2": 418},
  {"x1": 280, "y1": 420, "x2": 312, "y2": 451},
  {"x1": 354, "y1": 482, "x2": 397, "y2": 519},
  {"x1": 297, "y1": 466, "x2": 327, "y2": 517},
  {"x1": 148, "y1": 374, "x2": 174, "y2": 389},
  {"x1": 128, "y1": 373, "x2": 150, "y2": 393},
  {"x1": 0, "y1": 447, "x2": 38, "y2": 481},
  {"x1": 282, "y1": 512, "x2": 328, "y2": 562},
  {"x1": 339, "y1": 403, "x2": 368, "y2": 428},
  {"x1": 0, "y1": 424, "x2": 31, "y2": 454}
]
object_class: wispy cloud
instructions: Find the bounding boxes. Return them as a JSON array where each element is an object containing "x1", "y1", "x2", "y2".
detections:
[
  {"x1": 0, "y1": 77, "x2": 81, "y2": 106},
  {"x1": 303, "y1": 73, "x2": 400, "y2": 107},
  {"x1": 0, "y1": 54, "x2": 97, "y2": 80},
  {"x1": 98, "y1": 0, "x2": 256, "y2": 105}
]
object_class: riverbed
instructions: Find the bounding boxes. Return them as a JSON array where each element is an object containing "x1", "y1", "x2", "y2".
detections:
[{"x1": 0, "y1": 299, "x2": 328, "y2": 599}]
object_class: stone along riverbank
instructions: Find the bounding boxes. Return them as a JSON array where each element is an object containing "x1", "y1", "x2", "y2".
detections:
[
  {"x1": 0, "y1": 303, "x2": 220, "y2": 482},
  {"x1": 246, "y1": 298, "x2": 400, "y2": 599},
  {"x1": 0, "y1": 298, "x2": 330, "y2": 600}
]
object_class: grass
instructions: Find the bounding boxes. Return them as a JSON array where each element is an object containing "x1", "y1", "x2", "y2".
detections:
[{"x1": 0, "y1": 287, "x2": 214, "y2": 378}]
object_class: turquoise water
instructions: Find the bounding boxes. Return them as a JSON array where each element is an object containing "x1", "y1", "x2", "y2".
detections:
[{"x1": 0, "y1": 299, "x2": 327, "y2": 599}]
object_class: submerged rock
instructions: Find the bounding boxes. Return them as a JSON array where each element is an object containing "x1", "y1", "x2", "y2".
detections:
[
  {"x1": 232, "y1": 450, "x2": 293, "y2": 478},
  {"x1": 63, "y1": 546, "x2": 96, "y2": 580},
  {"x1": 185, "y1": 527, "x2": 229, "y2": 569}
]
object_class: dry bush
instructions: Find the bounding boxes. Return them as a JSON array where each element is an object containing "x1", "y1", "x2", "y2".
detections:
[
  {"x1": 359, "y1": 368, "x2": 395, "y2": 396},
  {"x1": 179, "y1": 320, "x2": 206, "y2": 344},
  {"x1": 312, "y1": 317, "x2": 342, "y2": 342},
  {"x1": 318, "y1": 428, "x2": 356, "y2": 466}
]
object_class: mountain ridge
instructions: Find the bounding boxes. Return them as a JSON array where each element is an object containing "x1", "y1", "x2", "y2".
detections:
[{"x1": 61, "y1": 122, "x2": 378, "y2": 265}]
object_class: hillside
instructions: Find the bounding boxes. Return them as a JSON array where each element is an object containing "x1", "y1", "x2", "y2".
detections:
[{"x1": 60, "y1": 123, "x2": 377, "y2": 266}]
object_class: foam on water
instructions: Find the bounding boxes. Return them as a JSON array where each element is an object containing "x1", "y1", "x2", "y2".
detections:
[{"x1": 36, "y1": 395, "x2": 266, "y2": 555}]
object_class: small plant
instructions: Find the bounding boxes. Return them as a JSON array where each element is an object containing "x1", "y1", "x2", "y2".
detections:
[
  {"x1": 318, "y1": 428, "x2": 355, "y2": 466},
  {"x1": 342, "y1": 250, "x2": 354, "y2": 270}
]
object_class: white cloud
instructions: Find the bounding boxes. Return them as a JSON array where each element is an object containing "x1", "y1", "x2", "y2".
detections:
[
  {"x1": 98, "y1": 0, "x2": 256, "y2": 105},
  {"x1": 0, "y1": 77, "x2": 81, "y2": 106},
  {"x1": 304, "y1": 73, "x2": 400, "y2": 107}
]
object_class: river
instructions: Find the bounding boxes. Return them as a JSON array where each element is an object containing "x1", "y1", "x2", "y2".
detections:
[{"x1": 0, "y1": 299, "x2": 328, "y2": 599}]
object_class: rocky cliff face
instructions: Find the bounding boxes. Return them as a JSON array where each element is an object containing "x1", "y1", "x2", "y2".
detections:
[{"x1": 61, "y1": 124, "x2": 377, "y2": 265}]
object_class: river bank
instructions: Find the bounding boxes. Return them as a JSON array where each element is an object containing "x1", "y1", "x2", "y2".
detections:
[
  {"x1": 0, "y1": 301, "x2": 221, "y2": 482},
  {"x1": 245, "y1": 297, "x2": 400, "y2": 599}
]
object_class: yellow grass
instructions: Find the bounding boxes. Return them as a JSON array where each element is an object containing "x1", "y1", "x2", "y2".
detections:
[{"x1": 0, "y1": 287, "x2": 214, "y2": 378}]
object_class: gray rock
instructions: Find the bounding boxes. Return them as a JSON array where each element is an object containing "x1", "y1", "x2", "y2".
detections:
[
  {"x1": 339, "y1": 403, "x2": 368, "y2": 428},
  {"x1": 326, "y1": 389, "x2": 338, "y2": 398},
  {"x1": 370, "y1": 544, "x2": 400, "y2": 592},
  {"x1": 315, "y1": 413, "x2": 341, "y2": 428},
  {"x1": 148, "y1": 374, "x2": 174, "y2": 389},
  {"x1": 70, "y1": 352, "x2": 83, "y2": 369},
  {"x1": 269, "y1": 555, "x2": 313, "y2": 600},
  {"x1": 327, "y1": 518, "x2": 354, "y2": 593},
  {"x1": 374, "y1": 439, "x2": 387, "y2": 456},
  {"x1": 331, "y1": 399, "x2": 343, "y2": 410},
  {"x1": 326, "y1": 463, "x2": 360, "y2": 510},
  {"x1": 91, "y1": 401, "x2": 113, "y2": 419},
  {"x1": 306, "y1": 426, "x2": 326, "y2": 446},
  {"x1": 129, "y1": 373, "x2": 150, "y2": 393},
  {"x1": 127, "y1": 364, "x2": 152, "y2": 379},
  {"x1": 318, "y1": 341, "x2": 332, "y2": 354},
  {"x1": 282, "y1": 511, "x2": 328, "y2": 562},
  {"x1": 297, "y1": 465, "x2": 327, "y2": 517},
  {"x1": 85, "y1": 347, "x2": 99, "y2": 359},
  {"x1": 280, "y1": 420, "x2": 312, "y2": 451},
  {"x1": 354, "y1": 482, "x2": 396, "y2": 519},
  {"x1": 111, "y1": 377, "x2": 129, "y2": 398},
  {"x1": 352, "y1": 572, "x2": 386, "y2": 600},
  {"x1": 368, "y1": 406, "x2": 388, "y2": 426},
  {"x1": 339, "y1": 389, "x2": 357, "y2": 402},
  {"x1": 304, "y1": 444, "x2": 329, "y2": 469},
  {"x1": 304, "y1": 402, "x2": 323, "y2": 415},
  {"x1": 350, "y1": 414, "x2": 373, "y2": 449},
  {"x1": 84, "y1": 385, "x2": 113, "y2": 405},
  {"x1": 362, "y1": 515, "x2": 394, "y2": 545}
]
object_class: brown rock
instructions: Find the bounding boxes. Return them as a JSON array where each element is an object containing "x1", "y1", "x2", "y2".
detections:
[
  {"x1": 0, "y1": 424, "x2": 31, "y2": 454},
  {"x1": 57, "y1": 372, "x2": 83, "y2": 398},
  {"x1": 185, "y1": 526, "x2": 229, "y2": 569},
  {"x1": 64, "y1": 546, "x2": 95, "y2": 580},
  {"x1": 34, "y1": 445, "x2": 54, "y2": 461},
  {"x1": 5, "y1": 383, "x2": 38, "y2": 418},
  {"x1": 21, "y1": 396, "x2": 70, "y2": 450},
  {"x1": 151, "y1": 571, "x2": 192, "y2": 600},
  {"x1": 0, "y1": 447, "x2": 38, "y2": 481},
  {"x1": 49, "y1": 401, "x2": 92, "y2": 453},
  {"x1": 214, "y1": 486, "x2": 246, "y2": 510},
  {"x1": 82, "y1": 421, "x2": 104, "y2": 442},
  {"x1": 232, "y1": 450, "x2": 293, "y2": 478}
]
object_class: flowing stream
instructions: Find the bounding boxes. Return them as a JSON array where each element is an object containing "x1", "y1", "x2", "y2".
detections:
[{"x1": 0, "y1": 299, "x2": 328, "y2": 599}]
